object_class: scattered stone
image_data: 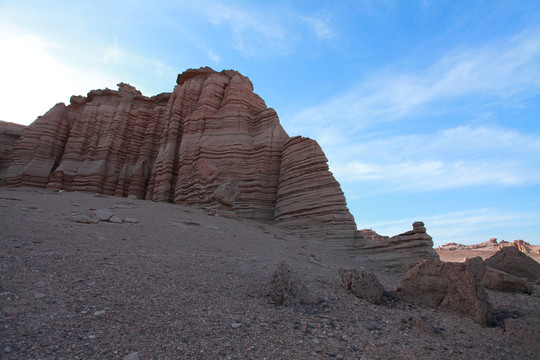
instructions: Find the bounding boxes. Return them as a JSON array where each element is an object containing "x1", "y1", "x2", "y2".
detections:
[
  {"x1": 267, "y1": 261, "x2": 317, "y2": 306},
  {"x1": 231, "y1": 322, "x2": 242, "y2": 329},
  {"x1": 70, "y1": 214, "x2": 98, "y2": 224},
  {"x1": 484, "y1": 246, "x2": 540, "y2": 282},
  {"x1": 108, "y1": 215, "x2": 123, "y2": 223},
  {"x1": 411, "y1": 316, "x2": 438, "y2": 336},
  {"x1": 93, "y1": 309, "x2": 106, "y2": 316},
  {"x1": 33, "y1": 293, "x2": 46, "y2": 299},
  {"x1": 339, "y1": 268, "x2": 385, "y2": 304},
  {"x1": 123, "y1": 352, "x2": 140, "y2": 360},
  {"x1": 124, "y1": 217, "x2": 138, "y2": 223},
  {"x1": 93, "y1": 209, "x2": 114, "y2": 221},
  {"x1": 395, "y1": 259, "x2": 493, "y2": 325}
]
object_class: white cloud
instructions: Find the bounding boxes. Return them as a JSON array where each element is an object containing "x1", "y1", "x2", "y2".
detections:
[
  {"x1": 189, "y1": 0, "x2": 291, "y2": 56},
  {"x1": 286, "y1": 29, "x2": 540, "y2": 132},
  {"x1": 300, "y1": 14, "x2": 335, "y2": 40},
  {"x1": 331, "y1": 125, "x2": 540, "y2": 191}
]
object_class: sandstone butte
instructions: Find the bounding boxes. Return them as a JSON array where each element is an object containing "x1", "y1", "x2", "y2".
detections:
[{"x1": 0, "y1": 67, "x2": 437, "y2": 266}]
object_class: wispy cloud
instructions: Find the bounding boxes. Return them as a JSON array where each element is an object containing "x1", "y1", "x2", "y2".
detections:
[
  {"x1": 182, "y1": 0, "x2": 337, "y2": 57},
  {"x1": 100, "y1": 38, "x2": 175, "y2": 77},
  {"x1": 300, "y1": 14, "x2": 335, "y2": 40},
  {"x1": 331, "y1": 125, "x2": 540, "y2": 191},
  {"x1": 286, "y1": 29, "x2": 540, "y2": 133}
]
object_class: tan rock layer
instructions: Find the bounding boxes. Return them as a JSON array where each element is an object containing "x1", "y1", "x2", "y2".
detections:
[{"x1": 0, "y1": 121, "x2": 27, "y2": 182}]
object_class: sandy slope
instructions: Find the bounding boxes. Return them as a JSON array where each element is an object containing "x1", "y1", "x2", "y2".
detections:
[{"x1": 1, "y1": 187, "x2": 538, "y2": 359}]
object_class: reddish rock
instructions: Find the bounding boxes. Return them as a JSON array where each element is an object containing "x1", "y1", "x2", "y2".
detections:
[
  {"x1": 274, "y1": 136, "x2": 357, "y2": 244},
  {"x1": 482, "y1": 267, "x2": 530, "y2": 293},
  {"x1": 339, "y1": 268, "x2": 385, "y2": 304},
  {"x1": 395, "y1": 259, "x2": 492, "y2": 325},
  {"x1": 1, "y1": 67, "x2": 438, "y2": 263},
  {"x1": 0, "y1": 121, "x2": 26, "y2": 182},
  {"x1": 484, "y1": 246, "x2": 540, "y2": 282},
  {"x1": 464, "y1": 256, "x2": 487, "y2": 282}
]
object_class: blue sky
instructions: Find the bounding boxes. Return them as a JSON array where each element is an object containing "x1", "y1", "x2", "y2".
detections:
[{"x1": 1, "y1": 0, "x2": 539, "y2": 246}]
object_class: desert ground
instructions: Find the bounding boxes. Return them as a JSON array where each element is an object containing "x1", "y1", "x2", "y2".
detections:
[{"x1": 1, "y1": 187, "x2": 538, "y2": 359}]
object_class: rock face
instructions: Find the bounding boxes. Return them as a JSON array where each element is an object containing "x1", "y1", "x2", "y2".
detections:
[
  {"x1": 2, "y1": 67, "x2": 436, "y2": 261},
  {"x1": 339, "y1": 268, "x2": 385, "y2": 304},
  {"x1": 484, "y1": 246, "x2": 540, "y2": 282},
  {"x1": 353, "y1": 222, "x2": 438, "y2": 267},
  {"x1": 395, "y1": 259, "x2": 492, "y2": 325},
  {"x1": 274, "y1": 136, "x2": 357, "y2": 243},
  {"x1": 0, "y1": 121, "x2": 27, "y2": 182}
]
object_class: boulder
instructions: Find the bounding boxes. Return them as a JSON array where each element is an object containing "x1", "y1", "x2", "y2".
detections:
[
  {"x1": 339, "y1": 268, "x2": 385, "y2": 304},
  {"x1": 395, "y1": 259, "x2": 492, "y2": 325},
  {"x1": 482, "y1": 267, "x2": 530, "y2": 294},
  {"x1": 464, "y1": 256, "x2": 487, "y2": 282},
  {"x1": 267, "y1": 261, "x2": 316, "y2": 306},
  {"x1": 484, "y1": 246, "x2": 540, "y2": 282}
]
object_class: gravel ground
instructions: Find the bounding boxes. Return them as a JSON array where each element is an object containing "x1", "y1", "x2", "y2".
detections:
[{"x1": 1, "y1": 187, "x2": 539, "y2": 359}]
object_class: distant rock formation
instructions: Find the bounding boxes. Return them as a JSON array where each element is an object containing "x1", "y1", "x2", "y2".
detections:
[
  {"x1": 1, "y1": 67, "x2": 435, "y2": 264},
  {"x1": 438, "y1": 238, "x2": 540, "y2": 255},
  {"x1": 0, "y1": 121, "x2": 27, "y2": 182}
]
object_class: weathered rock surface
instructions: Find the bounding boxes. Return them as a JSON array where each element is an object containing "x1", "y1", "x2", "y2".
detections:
[
  {"x1": 267, "y1": 261, "x2": 316, "y2": 305},
  {"x1": 353, "y1": 222, "x2": 439, "y2": 267},
  {"x1": 274, "y1": 136, "x2": 357, "y2": 244},
  {"x1": 0, "y1": 121, "x2": 27, "y2": 182},
  {"x1": 339, "y1": 268, "x2": 385, "y2": 304},
  {"x1": 2, "y1": 67, "x2": 437, "y2": 261},
  {"x1": 395, "y1": 259, "x2": 493, "y2": 325},
  {"x1": 482, "y1": 267, "x2": 530, "y2": 294},
  {"x1": 484, "y1": 246, "x2": 540, "y2": 282}
]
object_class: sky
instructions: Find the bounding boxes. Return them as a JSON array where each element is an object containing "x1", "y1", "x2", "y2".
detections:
[{"x1": 1, "y1": 0, "x2": 539, "y2": 246}]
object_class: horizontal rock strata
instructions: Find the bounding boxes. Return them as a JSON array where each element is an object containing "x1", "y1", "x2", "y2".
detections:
[
  {"x1": 274, "y1": 136, "x2": 357, "y2": 244},
  {"x1": 353, "y1": 222, "x2": 439, "y2": 267},
  {"x1": 2, "y1": 67, "x2": 437, "y2": 262},
  {"x1": 0, "y1": 121, "x2": 27, "y2": 182}
]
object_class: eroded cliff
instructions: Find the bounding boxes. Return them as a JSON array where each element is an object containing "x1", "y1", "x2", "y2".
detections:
[{"x1": 2, "y1": 67, "x2": 437, "y2": 261}]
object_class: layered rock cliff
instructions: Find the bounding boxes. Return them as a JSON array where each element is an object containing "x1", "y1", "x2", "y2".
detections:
[
  {"x1": 2, "y1": 67, "x2": 436, "y2": 263},
  {"x1": 2, "y1": 68, "x2": 356, "y2": 237},
  {"x1": 0, "y1": 121, "x2": 27, "y2": 182}
]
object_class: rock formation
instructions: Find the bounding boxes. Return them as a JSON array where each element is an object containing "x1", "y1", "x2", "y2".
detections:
[
  {"x1": 484, "y1": 246, "x2": 540, "y2": 282},
  {"x1": 1, "y1": 67, "x2": 436, "y2": 263},
  {"x1": 0, "y1": 121, "x2": 27, "y2": 182},
  {"x1": 352, "y1": 222, "x2": 439, "y2": 267},
  {"x1": 395, "y1": 259, "x2": 493, "y2": 325},
  {"x1": 274, "y1": 136, "x2": 357, "y2": 243},
  {"x1": 438, "y1": 238, "x2": 540, "y2": 255}
]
